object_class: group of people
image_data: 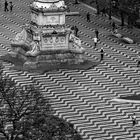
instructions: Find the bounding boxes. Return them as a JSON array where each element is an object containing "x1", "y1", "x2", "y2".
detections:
[
  {"x1": 4, "y1": 0, "x2": 13, "y2": 12},
  {"x1": 86, "y1": 12, "x2": 102, "y2": 45},
  {"x1": 93, "y1": 29, "x2": 104, "y2": 61},
  {"x1": 85, "y1": 13, "x2": 104, "y2": 61},
  {"x1": 71, "y1": 26, "x2": 79, "y2": 37},
  {"x1": 71, "y1": 24, "x2": 104, "y2": 61},
  {"x1": 100, "y1": 7, "x2": 108, "y2": 17},
  {"x1": 86, "y1": 8, "x2": 108, "y2": 21},
  {"x1": 111, "y1": 21, "x2": 140, "y2": 68}
]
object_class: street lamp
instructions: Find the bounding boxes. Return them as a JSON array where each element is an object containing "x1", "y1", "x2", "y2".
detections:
[
  {"x1": 109, "y1": 0, "x2": 112, "y2": 20},
  {"x1": 95, "y1": 0, "x2": 100, "y2": 15}
]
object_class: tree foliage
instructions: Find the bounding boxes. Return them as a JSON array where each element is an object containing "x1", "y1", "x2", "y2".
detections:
[{"x1": 0, "y1": 64, "x2": 82, "y2": 140}]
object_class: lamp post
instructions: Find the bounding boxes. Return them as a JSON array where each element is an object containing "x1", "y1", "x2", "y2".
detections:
[
  {"x1": 118, "y1": 0, "x2": 125, "y2": 26},
  {"x1": 109, "y1": 0, "x2": 112, "y2": 20},
  {"x1": 95, "y1": 0, "x2": 100, "y2": 15}
]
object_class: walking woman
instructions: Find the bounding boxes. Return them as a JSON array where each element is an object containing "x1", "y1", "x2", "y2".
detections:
[{"x1": 130, "y1": 113, "x2": 137, "y2": 128}]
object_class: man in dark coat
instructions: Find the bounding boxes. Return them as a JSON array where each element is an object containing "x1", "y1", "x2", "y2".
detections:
[
  {"x1": 100, "y1": 47, "x2": 104, "y2": 61},
  {"x1": 95, "y1": 29, "x2": 99, "y2": 39},
  {"x1": 86, "y1": 12, "x2": 90, "y2": 22},
  {"x1": 112, "y1": 22, "x2": 116, "y2": 32},
  {"x1": 137, "y1": 55, "x2": 140, "y2": 67},
  {"x1": 4, "y1": 0, "x2": 8, "y2": 12}
]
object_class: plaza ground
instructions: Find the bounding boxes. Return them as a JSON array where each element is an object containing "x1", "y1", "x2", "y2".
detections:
[{"x1": 0, "y1": 0, "x2": 140, "y2": 139}]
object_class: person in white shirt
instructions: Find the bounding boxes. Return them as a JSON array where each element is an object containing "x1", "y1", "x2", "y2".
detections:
[
  {"x1": 93, "y1": 37, "x2": 98, "y2": 47},
  {"x1": 130, "y1": 113, "x2": 137, "y2": 128}
]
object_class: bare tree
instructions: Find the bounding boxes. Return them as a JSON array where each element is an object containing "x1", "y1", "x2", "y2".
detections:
[
  {"x1": 0, "y1": 64, "x2": 82, "y2": 140},
  {"x1": 0, "y1": 72, "x2": 51, "y2": 139}
]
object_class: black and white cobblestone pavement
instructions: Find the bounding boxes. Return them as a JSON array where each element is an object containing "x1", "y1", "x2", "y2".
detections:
[{"x1": 0, "y1": 0, "x2": 140, "y2": 139}]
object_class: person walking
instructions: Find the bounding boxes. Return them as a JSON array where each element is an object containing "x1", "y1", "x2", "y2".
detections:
[
  {"x1": 86, "y1": 12, "x2": 90, "y2": 22},
  {"x1": 67, "y1": 7, "x2": 70, "y2": 12},
  {"x1": 95, "y1": 29, "x2": 99, "y2": 39},
  {"x1": 137, "y1": 55, "x2": 140, "y2": 67},
  {"x1": 4, "y1": 0, "x2": 8, "y2": 12},
  {"x1": 100, "y1": 47, "x2": 104, "y2": 61},
  {"x1": 93, "y1": 37, "x2": 98, "y2": 47},
  {"x1": 112, "y1": 22, "x2": 116, "y2": 32},
  {"x1": 130, "y1": 113, "x2": 137, "y2": 128},
  {"x1": 137, "y1": 61, "x2": 140, "y2": 67},
  {"x1": 71, "y1": 26, "x2": 75, "y2": 34},
  {"x1": 9, "y1": 1, "x2": 13, "y2": 12},
  {"x1": 74, "y1": 26, "x2": 79, "y2": 37}
]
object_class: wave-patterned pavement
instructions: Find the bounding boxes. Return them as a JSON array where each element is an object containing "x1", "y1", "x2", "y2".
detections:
[{"x1": 0, "y1": 0, "x2": 140, "y2": 139}]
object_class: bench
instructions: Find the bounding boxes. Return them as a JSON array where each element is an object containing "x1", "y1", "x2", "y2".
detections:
[
  {"x1": 122, "y1": 37, "x2": 134, "y2": 44},
  {"x1": 66, "y1": 12, "x2": 80, "y2": 16}
]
